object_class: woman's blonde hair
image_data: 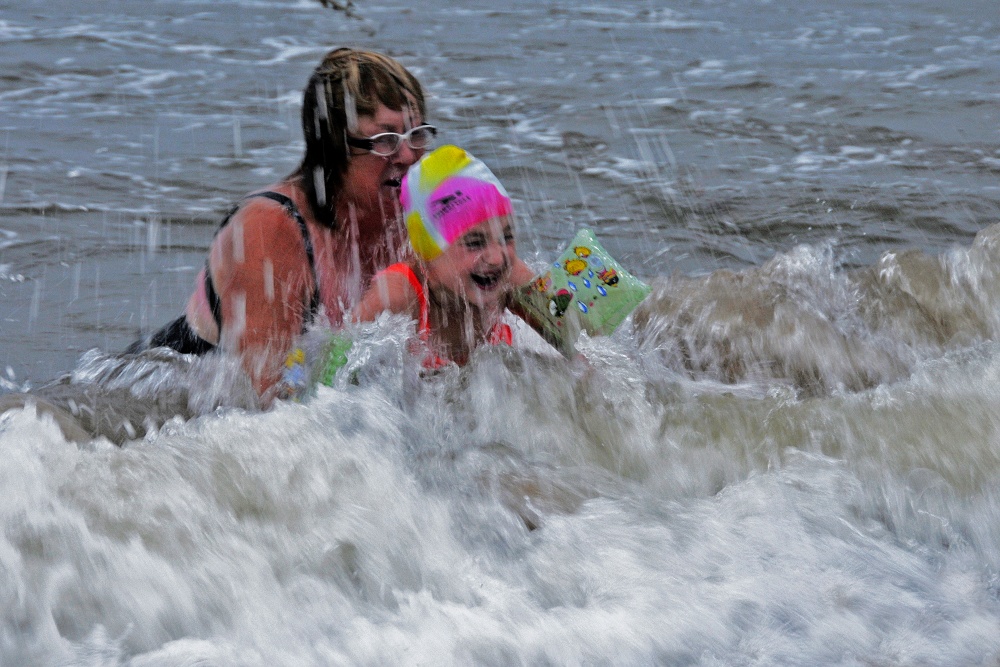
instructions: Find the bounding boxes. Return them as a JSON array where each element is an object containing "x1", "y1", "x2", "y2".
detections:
[{"x1": 300, "y1": 47, "x2": 426, "y2": 228}]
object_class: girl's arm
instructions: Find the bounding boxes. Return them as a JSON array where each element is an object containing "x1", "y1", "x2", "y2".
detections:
[
  {"x1": 505, "y1": 256, "x2": 540, "y2": 323},
  {"x1": 511, "y1": 256, "x2": 535, "y2": 287},
  {"x1": 352, "y1": 266, "x2": 421, "y2": 323}
]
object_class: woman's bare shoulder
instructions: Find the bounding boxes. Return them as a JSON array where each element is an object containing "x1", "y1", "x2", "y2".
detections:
[
  {"x1": 212, "y1": 187, "x2": 311, "y2": 264},
  {"x1": 234, "y1": 188, "x2": 306, "y2": 234}
]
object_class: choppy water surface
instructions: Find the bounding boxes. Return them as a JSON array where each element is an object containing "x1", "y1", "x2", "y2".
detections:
[{"x1": 2, "y1": 0, "x2": 1000, "y2": 664}]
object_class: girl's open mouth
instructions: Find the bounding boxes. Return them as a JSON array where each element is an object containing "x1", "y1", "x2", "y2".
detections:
[{"x1": 471, "y1": 270, "x2": 505, "y2": 290}]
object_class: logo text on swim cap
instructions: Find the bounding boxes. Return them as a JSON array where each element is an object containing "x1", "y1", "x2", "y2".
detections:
[{"x1": 430, "y1": 190, "x2": 471, "y2": 220}]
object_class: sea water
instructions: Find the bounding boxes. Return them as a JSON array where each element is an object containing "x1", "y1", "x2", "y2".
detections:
[{"x1": 2, "y1": 0, "x2": 1000, "y2": 664}]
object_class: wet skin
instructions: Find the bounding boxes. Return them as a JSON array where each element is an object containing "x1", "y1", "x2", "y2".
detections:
[
  {"x1": 339, "y1": 104, "x2": 426, "y2": 236},
  {"x1": 192, "y1": 103, "x2": 429, "y2": 400},
  {"x1": 425, "y1": 216, "x2": 517, "y2": 314}
]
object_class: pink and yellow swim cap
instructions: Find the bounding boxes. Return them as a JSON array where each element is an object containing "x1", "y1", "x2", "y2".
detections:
[{"x1": 401, "y1": 145, "x2": 513, "y2": 261}]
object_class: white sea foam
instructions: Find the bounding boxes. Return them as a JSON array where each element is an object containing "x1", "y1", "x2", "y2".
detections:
[{"x1": 3, "y1": 0, "x2": 1000, "y2": 661}]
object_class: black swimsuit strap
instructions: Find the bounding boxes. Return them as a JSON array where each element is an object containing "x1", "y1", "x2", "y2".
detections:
[{"x1": 206, "y1": 191, "x2": 321, "y2": 333}]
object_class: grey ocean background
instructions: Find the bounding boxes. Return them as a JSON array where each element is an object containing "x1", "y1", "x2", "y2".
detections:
[{"x1": 3, "y1": 0, "x2": 1000, "y2": 664}]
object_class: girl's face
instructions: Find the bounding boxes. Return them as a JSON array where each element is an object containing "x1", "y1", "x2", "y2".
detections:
[{"x1": 425, "y1": 215, "x2": 517, "y2": 310}]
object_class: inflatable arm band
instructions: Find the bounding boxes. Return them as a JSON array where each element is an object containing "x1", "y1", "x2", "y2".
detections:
[{"x1": 511, "y1": 228, "x2": 651, "y2": 356}]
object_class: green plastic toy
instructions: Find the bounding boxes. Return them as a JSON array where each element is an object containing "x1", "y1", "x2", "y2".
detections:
[{"x1": 314, "y1": 333, "x2": 354, "y2": 387}]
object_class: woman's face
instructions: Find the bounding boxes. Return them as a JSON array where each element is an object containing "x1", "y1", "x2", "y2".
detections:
[
  {"x1": 425, "y1": 215, "x2": 517, "y2": 311},
  {"x1": 341, "y1": 103, "x2": 426, "y2": 219}
]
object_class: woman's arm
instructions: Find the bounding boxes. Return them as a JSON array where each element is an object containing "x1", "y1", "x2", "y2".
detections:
[{"x1": 210, "y1": 199, "x2": 314, "y2": 399}]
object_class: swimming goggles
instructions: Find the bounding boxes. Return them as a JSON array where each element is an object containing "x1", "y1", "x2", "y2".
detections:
[{"x1": 346, "y1": 124, "x2": 437, "y2": 157}]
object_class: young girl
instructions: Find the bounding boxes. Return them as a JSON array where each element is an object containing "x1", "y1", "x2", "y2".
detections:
[{"x1": 352, "y1": 145, "x2": 536, "y2": 366}]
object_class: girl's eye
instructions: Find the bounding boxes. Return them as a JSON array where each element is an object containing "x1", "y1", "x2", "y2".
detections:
[{"x1": 462, "y1": 237, "x2": 487, "y2": 250}]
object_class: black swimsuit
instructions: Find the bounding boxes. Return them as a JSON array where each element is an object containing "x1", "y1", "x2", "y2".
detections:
[{"x1": 129, "y1": 191, "x2": 320, "y2": 355}]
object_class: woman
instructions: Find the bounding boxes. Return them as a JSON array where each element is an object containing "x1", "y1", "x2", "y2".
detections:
[{"x1": 134, "y1": 47, "x2": 436, "y2": 403}]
